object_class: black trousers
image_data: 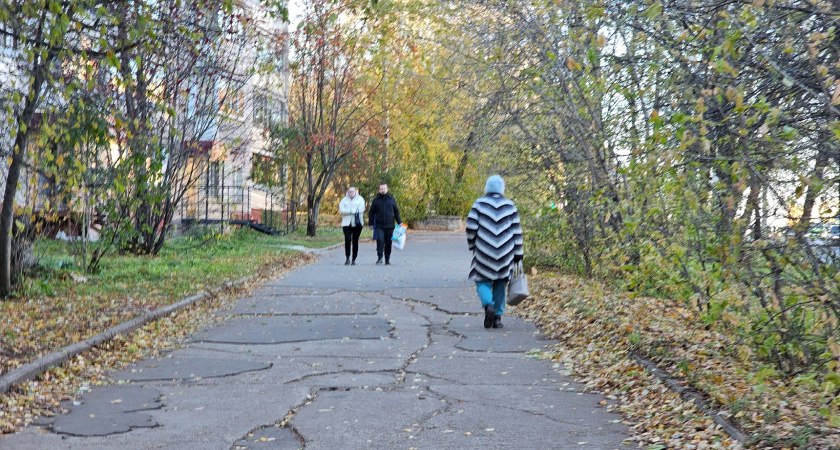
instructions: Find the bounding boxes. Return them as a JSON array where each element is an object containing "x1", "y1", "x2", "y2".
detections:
[
  {"x1": 343, "y1": 225, "x2": 363, "y2": 260},
  {"x1": 376, "y1": 226, "x2": 395, "y2": 260}
]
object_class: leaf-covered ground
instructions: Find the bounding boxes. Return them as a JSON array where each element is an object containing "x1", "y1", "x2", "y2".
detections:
[
  {"x1": 0, "y1": 229, "x2": 331, "y2": 433},
  {"x1": 512, "y1": 271, "x2": 840, "y2": 449}
]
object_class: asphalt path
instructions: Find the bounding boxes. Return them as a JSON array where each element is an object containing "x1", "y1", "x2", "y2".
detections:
[{"x1": 1, "y1": 231, "x2": 631, "y2": 449}]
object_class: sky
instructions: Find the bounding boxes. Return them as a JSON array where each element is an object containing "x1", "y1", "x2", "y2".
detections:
[{"x1": 287, "y1": 0, "x2": 302, "y2": 30}]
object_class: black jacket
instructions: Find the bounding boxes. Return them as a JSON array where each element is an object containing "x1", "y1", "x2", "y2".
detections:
[{"x1": 369, "y1": 193, "x2": 401, "y2": 228}]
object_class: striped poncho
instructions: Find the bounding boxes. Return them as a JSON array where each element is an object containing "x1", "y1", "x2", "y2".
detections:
[{"x1": 466, "y1": 194, "x2": 524, "y2": 281}]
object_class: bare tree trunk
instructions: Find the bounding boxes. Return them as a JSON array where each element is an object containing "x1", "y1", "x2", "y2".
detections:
[
  {"x1": 0, "y1": 140, "x2": 26, "y2": 296},
  {"x1": 453, "y1": 132, "x2": 473, "y2": 184},
  {"x1": 290, "y1": 162, "x2": 298, "y2": 232},
  {"x1": 798, "y1": 151, "x2": 828, "y2": 233},
  {"x1": 0, "y1": 74, "x2": 45, "y2": 296},
  {"x1": 306, "y1": 199, "x2": 320, "y2": 237}
]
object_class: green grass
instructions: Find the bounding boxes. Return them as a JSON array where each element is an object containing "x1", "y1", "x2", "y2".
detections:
[
  {"x1": 29, "y1": 227, "x2": 342, "y2": 299},
  {"x1": 0, "y1": 227, "x2": 343, "y2": 373},
  {"x1": 277, "y1": 226, "x2": 374, "y2": 247}
]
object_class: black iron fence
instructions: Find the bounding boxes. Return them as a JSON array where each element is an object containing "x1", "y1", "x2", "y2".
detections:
[{"x1": 176, "y1": 184, "x2": 295, "y2": 234}]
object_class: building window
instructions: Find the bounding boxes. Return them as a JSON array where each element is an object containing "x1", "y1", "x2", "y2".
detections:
[
  {"x1": 205, "y1": 161, "x2": 222, "y2": 198},
  {"x1": 277, "y1": 100, "x2": 287, "y2": 124},
  {"x1": 254, "y1": 93, "x2": 271, "y2": 127},
  {"x1": 253, "y1": 93, "x2": 286, "y2": 128},
  {"x1": 231, "y1": 167, "x2": 244, "y2": 203}
]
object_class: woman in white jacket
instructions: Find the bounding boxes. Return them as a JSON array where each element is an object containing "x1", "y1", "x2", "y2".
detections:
[{"x1": 338, "y1": 186, "x2": 366, "y2": 265}]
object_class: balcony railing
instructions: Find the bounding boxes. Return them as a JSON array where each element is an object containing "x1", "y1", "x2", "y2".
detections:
[{"x1": 176, "y1": 184, "x2": 292, "y2": 234}]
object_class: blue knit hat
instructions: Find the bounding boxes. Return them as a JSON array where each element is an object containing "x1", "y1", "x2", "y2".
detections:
[{"x1": 485, "y1": 175, "x2": 505, "y2": 195}]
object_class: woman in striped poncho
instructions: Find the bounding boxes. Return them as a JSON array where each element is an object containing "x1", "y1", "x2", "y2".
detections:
[{"x1": 466, "y1": 175, "x2": 524, "y2": 329}]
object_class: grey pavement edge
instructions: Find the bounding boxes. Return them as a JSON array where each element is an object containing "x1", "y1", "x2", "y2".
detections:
[{"x1": 1, "y1": 231, "x2": 632, "y2": 450}]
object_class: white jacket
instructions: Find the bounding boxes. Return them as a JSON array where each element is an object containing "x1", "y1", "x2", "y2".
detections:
[{"x1": 339, "y1": 195, "x2": 366, "y2": 227}]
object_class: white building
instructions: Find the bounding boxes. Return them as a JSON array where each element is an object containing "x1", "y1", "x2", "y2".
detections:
[
  {"x1": 174, "y1": 0, "x2": 291, "y2": 234},
  {"x1": 0, "y1": 1, "x2": 291, "y2": 236}
]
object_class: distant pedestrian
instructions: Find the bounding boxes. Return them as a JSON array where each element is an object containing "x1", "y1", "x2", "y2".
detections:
[
  {"x1": 339, "y1": 186, "x2": 365, "y2": 265},
  {"x1": 466, "y1": 175, "x2": 524, "y2": 329},
  {"x1": 368, "y1": 183, "x2": 401, "y2": 265}
]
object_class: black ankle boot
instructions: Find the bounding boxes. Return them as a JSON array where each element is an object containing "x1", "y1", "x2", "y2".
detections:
[
  {"x1": 345, "y1": 258, "x2": 350, "y2": 265},
  {"x1": 484, "y1": 304, "x2": 495, "y2": 329},
  {"x1": 493, "y1": 316, "x2": 503, "y2": 328}
]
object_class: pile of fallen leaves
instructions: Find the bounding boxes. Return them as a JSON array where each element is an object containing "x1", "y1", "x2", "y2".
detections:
[
  {"x1": 511, "y1": 271, "x2": 840, "y2": 449},
  {"x1": 0, "y1": 253, "x2": 314, "y2": 434}
]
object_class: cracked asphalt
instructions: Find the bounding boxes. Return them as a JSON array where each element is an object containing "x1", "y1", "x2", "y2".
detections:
[{"x1": 1, "y1": 231, "x2": 632, "y2": 449}]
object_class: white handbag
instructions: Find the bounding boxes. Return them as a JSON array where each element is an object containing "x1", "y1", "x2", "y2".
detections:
[{"x1": 507, "y1": 261, "x2": 529, "y2": 306}]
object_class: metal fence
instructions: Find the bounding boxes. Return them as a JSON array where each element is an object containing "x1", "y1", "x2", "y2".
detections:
[{"x1": 175, "y1": 184, "x2": 293, "y2": 234}]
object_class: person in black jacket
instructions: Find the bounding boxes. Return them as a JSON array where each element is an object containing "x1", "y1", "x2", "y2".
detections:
[{"x1": 368, "y1": 183, "x2": 401, "y2": 265}]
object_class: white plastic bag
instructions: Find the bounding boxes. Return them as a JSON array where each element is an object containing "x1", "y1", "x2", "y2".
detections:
[
  {"x1": 393, "y1": 233, "x2": 406, "y2": 250},
  {"x1": 392, "y1": 223, "x2": 407, "y2": 250}
]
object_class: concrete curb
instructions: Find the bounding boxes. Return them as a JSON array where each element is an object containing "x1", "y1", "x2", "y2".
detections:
[
  {"x1": 0, "y1": 242, "x2": 342, "y2": 395},
  {"x1": 631, "y1": 352, "x2": 748, "y2": 443},
  {"x1": 276, "y1": 242, "x2": 344, "y2": 254},
  {"x1": 0, "y1": 275, "x2": 257, "y2": 394},
  {"x1": 315, "y1": 242, "x2": 344, "y2": 252}
]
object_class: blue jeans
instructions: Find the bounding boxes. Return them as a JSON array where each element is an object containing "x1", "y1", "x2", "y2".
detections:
[{"x1": 475, "y1": 280, "x2": 508, "y2": 316}]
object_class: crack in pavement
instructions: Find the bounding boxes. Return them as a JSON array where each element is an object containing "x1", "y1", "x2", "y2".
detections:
[
  {"x1": 190, "y1": 335, "x2": 395, "y2": 345},
  {"x1": 190, "y1": 314, "x2": 396, "y2": 345},
  {"x1": 236, "y1": 290, "x2": 341, "y2": 297},
  {"x1": 384, "y1": 292, "x2": 487, "y2": 317},
  {"x1": 423, "y1": 385, "x2": 604, "y2": 428},
  {"x1": 184, "y1": 345, "x2": 266, "y2": 355},
  {"x1": 392, "y1": 304, "x2": 434, "y2": 384},
  {"x1": 230, "y1": 421, "x2": 303, "y2": 450},
  {"x1": 241, "y1": 387, "x2": 323, "y2": 450},
  {"x1": 406, "y1": 304, "x2": 529, "y2": 354},
  {"x1": 424, "y1": 325, "x2": 526, "y2": 354},
  {"x1": 114, "y1": 362, "x2": 273, "y2": 383},
  {"x1": 229, "y1": 389, "x2": 319, "y2": 450},
  {"x1": 246, "y1": 288, "x2": 341, "y2": 296},
  {"x1": 386, "y1": 387, "x2": 451, "y2": 440},
  {"x1": 283, "y1": 369, "x2": 402, "y2": 385},
  {"x1": 269, "y1": 301, "x2": 435, "y2": 445},
  {"x1": 49, "y1": 386, "x2": 164, "y2": 437},
  {"x1": 226, "y1": 311, "x2": 378, "y2": 317}
]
